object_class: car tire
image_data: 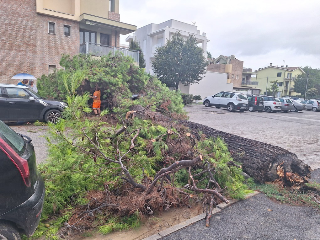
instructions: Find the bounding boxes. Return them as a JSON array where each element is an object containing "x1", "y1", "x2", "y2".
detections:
[
  {"x1": 0, "y1": 222, "x2": 21, "y2": 240},
  {"x1": 227, "y1": 103, "x2": 235, "y2": 112},
  {"x1": 312, "y1": 107, "x2": 318, "y2": 112},
  {"x1": 204, "y1": 100, "x2": 211, "y2": 107},
  {"x1": 44, "y1": 109, "x2": 62, "y2": 124},
  {"x1": 248, "y1": 106, "x2": 255, "y2": 112},
  {"x1": 266, "y1": 107, "x2": 272, "y2": 113}
]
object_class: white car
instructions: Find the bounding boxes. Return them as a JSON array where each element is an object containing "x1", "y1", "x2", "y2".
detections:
[
  {"x1": 261, "y1": 96, "x2": 282, "y2": 113},
  {"x1": 203, "y1": 92, "x2": 248, "y2": 112}
]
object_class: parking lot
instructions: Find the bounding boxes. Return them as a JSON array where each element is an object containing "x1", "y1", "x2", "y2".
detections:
[{"x1": 185, "y1": 104, "x2": 320, "y2": 170}]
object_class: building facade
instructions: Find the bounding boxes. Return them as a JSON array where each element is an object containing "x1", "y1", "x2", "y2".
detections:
[
  {"x1": 246, "y1": 63, "x2": 304, "y2": 97},
  {"x1": 126, "y1": 19, "x2": 209, "y2": 74},
  {"x1": 0, "y1": 0, "x2": 136, "y2": 83},
  {"x1": 207, "y1": 55, "x2": 243, "y2": 87}
]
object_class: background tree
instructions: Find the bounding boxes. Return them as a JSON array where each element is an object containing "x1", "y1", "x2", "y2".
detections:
[
  {"x1": 152, "y1": 32, "x2": 207, "y2": 90},
  {"x1": 129, "y1": 40, "x2": 146, "y2": 68},
  {"x1": 306, "y1": 88, "x2": 318, "y2": 99},
  {"x1": 207, "y1": 51, "x2": 212, "y2": 59},
  {"x1": 266, "y1": 80, "x2": 279, "y2": 96},
  {"x1": 294, "y1": 66, "x2": 320, "y2": 97}
]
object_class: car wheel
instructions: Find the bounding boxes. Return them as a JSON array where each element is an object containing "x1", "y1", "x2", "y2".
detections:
[
  {"x1": 45, "y1": 109, "x2": 62, "y2": 124},
  {"x1": 312, "y1": 107, "x2": 317, "y2": 112},
  {"x1": 204, "y1": 100, "x2": 210, "y2": 107},
  {"x1": 0, "y1": 223, "x2": 21, "y2": 240},
  {"x1": 227, "y1": 103, "x2": 235, "y2": 112},
  {"x1": 248, "y1": 106, "x2": 254, "y2": 112},
  {"x1": 266, "y1": 107, "x2": 272, "y2": 113}
]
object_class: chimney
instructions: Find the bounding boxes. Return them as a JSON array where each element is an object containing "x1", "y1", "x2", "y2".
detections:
[{"x1": 270, "y1": 63, "x2": 272, "y2": 66}]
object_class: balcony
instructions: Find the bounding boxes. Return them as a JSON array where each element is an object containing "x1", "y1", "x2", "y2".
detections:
[
  {"x1": 242, "y1": 81, "x2": 258, "y2": 86},
  {"x1": 80, "y1": 43, "x2": 139, "y2": 64}
]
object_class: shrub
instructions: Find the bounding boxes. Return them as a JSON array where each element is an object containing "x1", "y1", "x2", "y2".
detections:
[{"x1": 181, "y1": 93, "x2": 194, "y2": 105}]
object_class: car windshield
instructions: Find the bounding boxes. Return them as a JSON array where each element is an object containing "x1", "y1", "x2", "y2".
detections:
[
  {"x1": 27, "y1": 88, "x2": 40, "y2": 98},
  {"x1": 0, "y1": 121, "x2": 24, "y2": 152},
  {"x1": 279, "y1": 98, "x2": 284, "y2": 102},
  {"x1": 237, "y1": 94, "x2": 247, "y2": 100},
  {"x1": 274, "y1": 98, "x2": 280, "y2": 102},
  {"x1": 262, "y1": 96, "x2": 274, "y2": 101}
]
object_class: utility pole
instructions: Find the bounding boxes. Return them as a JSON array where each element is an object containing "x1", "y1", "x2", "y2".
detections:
[{"x1": 304, "y1": 74, "x2": 309, "y2": 100}]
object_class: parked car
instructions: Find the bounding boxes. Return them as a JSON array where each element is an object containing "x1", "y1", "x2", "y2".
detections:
[
  {"x1": 279, "y1": 98, "x2": 295, "y2": 112},
  {"x1": 0, "y1": 120, "x2": 44, "y2": 238},
  {"x1": 203, "y1": 92, "x2": 248, "y2": 112},
  {"x1": 305, "y1": 99, "x2": 320, "y2": 112},
  {"x1": 261, "y1": 96, "x2": 282, "y2": 113},
  {"x1": 0, "y1": 84, "x2": 67, "y2": 123},
  {"x1": 247, "y1": 95, "x2": 264, "y2": 112},
  {"x1": 291, "y1": 99, "x2": 306, "y2": 112}
]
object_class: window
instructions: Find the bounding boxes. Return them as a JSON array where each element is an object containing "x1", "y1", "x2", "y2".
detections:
[
  {"x1": 277, "y1": 72, "x2": 282, "y2": 77},
  {"x1": 49, "y1": 65, "x2": 56, "y2": 74},
  {"x1": 109, "y1": 0, "x2": 115, "y2": 12},
  {"x1": 100, "y1": 33, "x2": 110, "y2": 46},
  {"x1": 214, "y1": 92, "x2": 224, "y2": 97},
  {"x1": 48, "y1": 22, "x2": 55, "y2": 34},
  {"x1": 278, "y1": 82, "x2": 283, "y2": 86},
  {"x1": 80, "y1": 29, "x2": 97, "y2": 44},
  {"x1": 222, "y1": 92, "x2": 232, "y2": 98},
  {"x1": 287, "y1": 73, "x2": 292, "y2": 79},
  {"x1": 64, "y1": 25, "x2": 70, "y2": 36},
  {"x1": 232, "y1": 74, "x2": 234, "y2": 79},
  {"x1": 6, "y1": 88, "x2": 30, "y2": 99}
]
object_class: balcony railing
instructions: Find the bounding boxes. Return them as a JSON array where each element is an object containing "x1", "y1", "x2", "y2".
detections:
[
  {"x1": 242, "y1": 81, "x2": 258, "y2": 85},
  {"x1": 80, "y1": 42, "x2": 139, "y2": 64}
]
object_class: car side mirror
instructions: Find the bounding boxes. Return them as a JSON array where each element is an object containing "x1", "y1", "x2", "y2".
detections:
[{"x1": 29, "y1": 96, "x2": 35, "y2": 101}]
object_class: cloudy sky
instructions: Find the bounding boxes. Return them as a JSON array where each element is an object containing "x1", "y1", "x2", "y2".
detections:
[{"x1": 119, "y1": 0, "x2": 320, "y2": 71}]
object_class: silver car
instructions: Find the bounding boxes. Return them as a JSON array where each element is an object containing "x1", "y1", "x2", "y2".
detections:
[
  {"x1": 291, "y1": 100, "x2": 305, "y2": 112},
  {"x1": 305, "y1": 99, "x2": 320, "y2": 112},
  {"x1": 278, "y1": 98, "x2": 295, "y2": 112}
]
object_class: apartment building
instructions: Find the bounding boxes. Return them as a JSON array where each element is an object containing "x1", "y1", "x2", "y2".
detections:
[
  {"x1": 0, "y1": 0, "x2": 137, "y2": 83},
  {"x1": 207, "y1": 55, "x2": 244, "y2": 87},
  {"x1": 126, "y1": 19, "x2": 209, "y2": 74},
  {"x1": 246, "y1": 63, "x2": 304, "y2": 97}
]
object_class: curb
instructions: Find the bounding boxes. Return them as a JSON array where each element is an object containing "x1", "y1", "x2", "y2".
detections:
[{"x1": 143, "y1": 191, "x2": 260, "y2": 240}]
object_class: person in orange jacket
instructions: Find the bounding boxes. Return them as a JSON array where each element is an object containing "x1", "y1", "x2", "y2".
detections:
[{"x1": 91, "y1": 86, "x2": 101, "y2": 115}]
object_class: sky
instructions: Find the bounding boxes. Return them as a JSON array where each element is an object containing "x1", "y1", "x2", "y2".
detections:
[{"x1": 119, "y1": 0, "x2": 320, "y2": 71}]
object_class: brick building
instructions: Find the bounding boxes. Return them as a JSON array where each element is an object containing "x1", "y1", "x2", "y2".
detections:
[
  {"x1": 0, "y1": 0, "x2": 136, "y2": 83},
  {"x1": 207, "y1": 55, "x2": 243, "y2": 87}
]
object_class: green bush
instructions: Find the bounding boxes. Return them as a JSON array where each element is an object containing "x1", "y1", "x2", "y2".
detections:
[
  {"x1": 181, "y1": 93, "x2": 194, "y2": 105},
  {"x1": 193, "y1": 95, "x2": 202, "y2": 101}
]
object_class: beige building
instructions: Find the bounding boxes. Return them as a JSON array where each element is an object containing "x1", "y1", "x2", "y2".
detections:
[
  {"x1": 207, "y1": 55, "x2": 244, "y2": 87},
  {"x1": 0, "y1": 0, "x2": 137, "y2": 83},
  {"x1": 246, "y1": 63, "x2": 304, "y2": 97}
]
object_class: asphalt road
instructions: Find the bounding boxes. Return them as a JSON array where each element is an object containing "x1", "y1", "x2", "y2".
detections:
[
  {"x1": 161, "y1": 105, "x2": 320, "y2": 240},
  {"x1": 185, "y1": 105, "x2": 320, "y2": 170}
]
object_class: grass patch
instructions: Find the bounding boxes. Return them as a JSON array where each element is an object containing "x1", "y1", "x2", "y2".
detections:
[{"x1": 248, "y1": 181, "x2": 320, "y2": 210}]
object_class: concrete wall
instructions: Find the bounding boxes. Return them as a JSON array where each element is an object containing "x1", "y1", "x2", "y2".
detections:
[{"x1": 183, "y1": 72, "x2": 233, "y2": 100}]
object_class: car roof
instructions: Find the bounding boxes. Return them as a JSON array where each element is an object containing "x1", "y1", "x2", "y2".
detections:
[{"x1": 0, "y1": 84, "x2": 27, "y2": 88}]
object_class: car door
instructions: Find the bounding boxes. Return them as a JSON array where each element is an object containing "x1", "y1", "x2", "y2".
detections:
[
  {"x1": 5, "y1": 87, "x2": 44, "y2": 121},
  {"x1": 306, "y1": 100, "x2": 312, "y2": 110},
  {"x1": 0, "y1": 87, "x2": 11, "y2": 121},
  {"x1": 211, "y1": 92, "x2": 223, "y2": 106}
]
